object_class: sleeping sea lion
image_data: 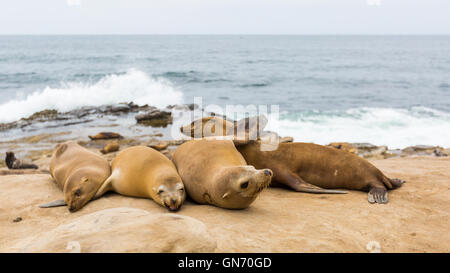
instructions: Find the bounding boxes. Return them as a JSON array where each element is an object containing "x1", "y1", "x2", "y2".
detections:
[
  {"x1": 94, "y1": 146, "x2": 185, "y2": 212},
  {"x1": 237, "y1": 141, "x2": 405, "y2": 204},
  {"x1": 40, "y1": 141, "x2": 111, "y2": 212},
  {"x1": 172, "y1": 139, "x2": 273, "y2": 209}
]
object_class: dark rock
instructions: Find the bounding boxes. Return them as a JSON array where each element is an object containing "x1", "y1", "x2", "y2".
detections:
[
  {"x1": 402, "y1": 145, "x2": 443, "y2": 156},
  {"x1": 13, "y1": 217, "x2": 22, "y2": 223},
  {"x1": 135, "y1": 109, "x2": 173, "y2": 128}
]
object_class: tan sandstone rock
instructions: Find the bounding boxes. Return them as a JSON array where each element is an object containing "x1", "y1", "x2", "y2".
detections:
[{"x1": 10, "y1": 207, "x2": 217, "y2": 253}]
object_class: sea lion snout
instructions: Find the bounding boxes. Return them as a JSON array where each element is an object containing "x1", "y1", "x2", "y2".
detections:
[{"x1": 157, "y1": 183, "x2": 186, "y2": 212}]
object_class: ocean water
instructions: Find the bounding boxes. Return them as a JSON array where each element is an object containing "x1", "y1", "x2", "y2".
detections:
[{"x1": 0, "y1": 35, "x2": 449, "y2": 148}]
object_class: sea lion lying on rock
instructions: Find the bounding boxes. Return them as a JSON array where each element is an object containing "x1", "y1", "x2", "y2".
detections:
[
  {"x1": 95, "y1": 146, "x2": 186, "y2": 212},
  {"x1": 172, "y1": 139, "x2": 273, "y2": 209},
  {"x1": 5, "y1": 152, "x2": 38, "y2": 169},
  {"x1": 40, "y1": 141, "x2": 111, "y2": 212},
  {"x1": 237, "y1": 141, "x2": 405, "y2": 204}
]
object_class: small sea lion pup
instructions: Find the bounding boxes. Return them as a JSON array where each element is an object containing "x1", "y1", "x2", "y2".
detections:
[
  {"x1": 237, "y1": 141, "x2": 405, "y2": 204},
  {"x1": 172, "y1": 139, "x2": 273, "y2": 209},
  {"x1": 94, "y1": 146, "x2": 185, "y2": 212},
  {"x1": 40, "y1": 141, "x2": 111, "y2": 212}
]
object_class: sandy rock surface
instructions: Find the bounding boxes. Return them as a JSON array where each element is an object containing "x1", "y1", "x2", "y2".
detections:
[
  {"x1": 9, "y1": 207, "x2": 216, "y2": 253},
  {"x1": 0, "y1": 156, "x2": 449, "y2": 253}
]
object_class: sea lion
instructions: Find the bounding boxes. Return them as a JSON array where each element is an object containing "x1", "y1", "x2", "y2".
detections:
[
  {"x1": 94, "y1": 146, "x2": 185, "y2": 212},
  {"x1": 88, "y1": 132, "x2": 122, "y2": 140},
  {"x1": 172, "y1": 139, "x2": 273, "y2": 209},
  {"x1": 5, "y1": 152, "x2": 38, "y2": 169},
  {"x1": 237, "y1": 141, "x2": 405, "y2": 204},
  {"x1": 180, "y1": 115, "x2": 268, "y2": 145},
  {"x1": 100, "y1": 141, "x2": 120, "y2": 154},
  {"x1": 40, "y1": 141, "x2": 111, "y2": 212}
]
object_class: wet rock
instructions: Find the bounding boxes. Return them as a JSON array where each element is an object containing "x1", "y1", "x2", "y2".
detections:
[
  {"x1": 135, "y1": 109, "x2": 173, "y2": 128},
  {"x1": 21, "y1": 109, "x2": 60, "y2": 122},
  {"x1": 402, "y1": 145, "x2": 444, "y2": 157},
  {"x1": 384, "y1": 149, "x2": 402, "y2": 159},
  {"x1": 100, "y1": 142, "x2": 120, "y2": 154},
  {"x1": 148, "y1": 141, "x2": 169, "y2": 151},
  {"x1": 353, "y1": 143, "x2": 388, "y2": 159},
  {"x1": 167, "y1": 139, "x2": 187, "y2": 146},
  {"x1": 11, "y1": 207, "x2": 217, "y2": 253},
  {"x1": 167, "y1": 104, "x2": 199, "y2": 111},
  {"x1": 88, "y1": 132, "x2": 123, "y2": 140}
]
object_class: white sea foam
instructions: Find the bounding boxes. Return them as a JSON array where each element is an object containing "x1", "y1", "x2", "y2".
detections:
[
  {"x1": 0, "y1": 69, "x2": 183, "y2": 123},
  {"x1": 267, "y1": 106, "x2": 450, "y2": 149}
]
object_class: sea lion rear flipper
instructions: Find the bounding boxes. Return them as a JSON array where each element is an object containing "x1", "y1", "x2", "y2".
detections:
[
  {"x1": 275, "y1": 169, "x2": 347, "y2": 194},
  {"x1": 39, "y1": 199, "x2": 67, "y2": 208},
  {"x1": 229, "y1": 115, "x2": 268, "y2": 145}
]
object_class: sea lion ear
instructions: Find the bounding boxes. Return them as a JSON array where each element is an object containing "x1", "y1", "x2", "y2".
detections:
[
  {"x1": 228, "y1": 115, "x2": 268, "y2": 146},
  {"x1": 54, "y1": 143, "x2": 68, "y2": 157}
]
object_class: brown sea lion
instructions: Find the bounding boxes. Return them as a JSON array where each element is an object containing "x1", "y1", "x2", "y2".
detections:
[
  {"x1": 180, "y1": 115, "x2": 268, "y2": 145},
  {"x1": 5, "y1": 152, "x2": 38, "y2": 169},
  {"x1": 40, "y1": 141, "x2": 111, "y2": 212},
  {"x1": 88, "y1": 132, "x2": 122, "y2": 140},
  {"x1": 94, "y1": 146, "x2": 185, "y2": 212},
  {"x1": 100, "y1": 141, "x2": 120, "y2": 154},
  {"x1": 172, "y1": 139, "x2": 273, "y2": 209},
  {"x1": 237, "y1": 141, "x2": 405, "y2": 204}
]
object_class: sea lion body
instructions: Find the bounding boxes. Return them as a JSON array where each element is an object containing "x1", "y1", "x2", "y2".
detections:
[
  {"x1": 47, "y1": 141, "x2": 111, "y2": 211},
  {"x1": 172, "y1": 139, "x2": 273, "y2": 209},
  {"x1": 237, "y1": 142, "x2": 405, "y2": 204},
  {"x1": 95, "y1": 146, "x2": 185, "y2": 211},
  {"x1": 5, "y1": 152, "x2": 38, "y2": 169}
]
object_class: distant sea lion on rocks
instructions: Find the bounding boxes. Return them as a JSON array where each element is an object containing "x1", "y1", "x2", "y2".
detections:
[
  {"x1": 172, "y1": 139, "x2": 273, "y2": 209},
  {"x1": 180, "y1": 115, "x2": 268, "y2": 145},
  {"x1": 88, "y1": 132, "x2": 123, "y2": 140},
  {"x1": 40, "y1": 141, "x2": 111, "y2": 212},
  {"x1": 237, "y1": 141, "x2": 405, "y2": 204},
  {"x1": 5, "y1": 152, "x2": 38, "y2": 169},
  {"x1": 94, "y1": 146, "x2": 185, "y2": 212}
]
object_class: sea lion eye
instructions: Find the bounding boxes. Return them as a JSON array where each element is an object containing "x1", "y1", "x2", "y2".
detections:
[
  {"x1": 240, "y1": 181, "x2": 249, "y2": 189},
  {"x1": 75, "y1": 189, "x2": 81, "y2": 196},
  {"x1": 157, "y1": 189, "x2": 164, "y2": 195}
]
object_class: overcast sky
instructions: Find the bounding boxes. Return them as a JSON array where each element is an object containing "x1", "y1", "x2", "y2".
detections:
[{"x1": 1, "y1": 0, "x2": 449, "y2": 34}]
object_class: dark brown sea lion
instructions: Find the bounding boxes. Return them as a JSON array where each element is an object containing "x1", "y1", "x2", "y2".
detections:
[
  {"x1": 172, "y1": 139, "x2": 273, "y2": 209},
  {"x1": 237, "y1": 141, "x2": 405, "y2": 204},
  {"x1": 5, "y1": 152, "x2": 38, "y2": 169}
]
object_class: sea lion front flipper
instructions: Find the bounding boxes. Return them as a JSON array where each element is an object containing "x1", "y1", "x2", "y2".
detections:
[
  {"x1": 93, "y1": 172, "x2": 115, "y2": 199},
  {"x1": 368, "y1": 187, "x2": 388, "y2": 204},
  {"x1": 39, "y1": 199, "x2": 67, "y2": 208},
  {"x1": 274, "y1": 169, "x2": 347, "y2": 194}
]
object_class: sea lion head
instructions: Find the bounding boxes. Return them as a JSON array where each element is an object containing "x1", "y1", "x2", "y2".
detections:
[
  {"x1": 217, "y1": 166, "x2": 273, "y2": 209},
  {"x1": 152, "y1": 175, "x2": 186, "y2": 212},
  {"x1": 64, "y1": 175, "x2": 98, "y2": 212},
  {"x1": 180, "y1": 116, "x2": 232, "y2": 138}
]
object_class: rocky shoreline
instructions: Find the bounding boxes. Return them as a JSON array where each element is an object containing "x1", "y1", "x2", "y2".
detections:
[{"x1": 1, "y1": 103, "x2": 448, "y2": 170}]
